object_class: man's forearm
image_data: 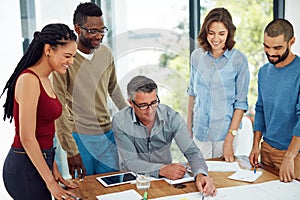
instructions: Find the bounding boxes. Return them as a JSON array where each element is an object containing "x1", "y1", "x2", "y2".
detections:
[
  {"x1": 285, "y1": 136, "x2": 300, "y2": 159},
  {"x1": 253, "y1": 131, "x2": 263, "y2": 149},
  {"x1": 56, "y1": 130, "x2": 79, "y2": 157}
]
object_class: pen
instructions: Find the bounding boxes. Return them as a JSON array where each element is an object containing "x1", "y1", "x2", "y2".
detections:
[
  {"x1": 254, "y1": 165, "x2": 256, "y2": 174},
  {"x1": 67, "y1": 193, "x2": 81, "y2": 200},
  {"x1": 186, "y1": 166, "x2": 193, "y2": 174},
  {"x1": 80, "y1": 168, "x2": 84, "y2": 181},
  {"x1": 143, "y1": 191, "x2": 148, "y2": 200}
]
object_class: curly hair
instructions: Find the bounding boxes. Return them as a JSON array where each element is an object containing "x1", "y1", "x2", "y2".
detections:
[
  {"x1": 1, "y1": 23, "x2": 77, "y2": 122},
  {"x1": 73, "y1": 2, "x2": 103, "y2": 25}
]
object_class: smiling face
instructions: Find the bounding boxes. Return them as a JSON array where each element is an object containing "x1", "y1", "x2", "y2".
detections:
[
  {"x1": 207, "y1": 21, "x2": 229, "y2": 56},
  {"x1": 47, "y1": 41, "x2": 77, "y2": 74},
  {"x1": 263, "y1": 33, "x2": 291, "y2": 66},
  {"x1": 75, "y1": 16, "x2": 106, "y2": 54}
]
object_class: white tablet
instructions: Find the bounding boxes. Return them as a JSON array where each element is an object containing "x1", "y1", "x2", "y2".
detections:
[{"x1": 96, "y1": 172, "x2": 136, "y2": 187}]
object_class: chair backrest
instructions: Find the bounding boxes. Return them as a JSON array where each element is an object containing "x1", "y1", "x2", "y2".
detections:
[{"x1": 234, "y1": 117, "x2": 254, "y2": 156}]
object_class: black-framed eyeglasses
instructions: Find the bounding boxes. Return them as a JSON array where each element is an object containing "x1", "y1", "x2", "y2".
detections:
[
  {"x1": 79, "y1": 24, "x2": 108, "y2": 35},
  {"x1": 131, "y1": 96, "x2": 160, "y2": 110}
]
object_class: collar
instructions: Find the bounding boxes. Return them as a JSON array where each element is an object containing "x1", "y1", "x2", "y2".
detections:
[
  {"x1": 77, "y1": 49, "x2": 94, "y2": 61},
  {"x1": 207, "y1": 49, "x2": 231, "y2": 59}
]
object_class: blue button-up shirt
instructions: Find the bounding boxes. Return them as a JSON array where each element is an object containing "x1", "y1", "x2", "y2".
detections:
[
  {"x1": 112, "y1": 104, "x2": 208, "y2": 178},
  {"x1": 187, "y1": 48, "x2": 249, "y2": 142}
]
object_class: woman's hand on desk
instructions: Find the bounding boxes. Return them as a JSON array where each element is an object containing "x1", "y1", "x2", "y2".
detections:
[
  {"x1": 48, "y1": 162, "x2": 78, "y2": 200},
  {"x1": 223, "y1": 136, "x2": 235, "y2": 162},
  {"x1": 195, "y1": 174, "x2": 217, "y2": 197},
  {"x1": 53, "y1": 161, "x2": 78, "y2": 189}
]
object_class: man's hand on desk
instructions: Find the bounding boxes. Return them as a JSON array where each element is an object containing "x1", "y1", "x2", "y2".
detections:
[
  {"x1": 159, "y1": 163, "x2": 186, "y2": 180},
  {"x1": 279, "y1": 153, "x2": 295, "y2": 182},
  {"x1": 249, "y1": 146, "x2": 261, "y2": 168},
  {"x1": 67, "y1": 153, "x2": 86, "y2": 180},
  {"x1": 195, "y1": 174, "x2": 217, "y2": 197}
]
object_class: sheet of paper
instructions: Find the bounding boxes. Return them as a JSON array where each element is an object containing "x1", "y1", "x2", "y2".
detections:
[
  {"x1": 96, "y1": 189, "x2": 142, "y2": 200},
  {"x1": 206, "y1": 161, "x2": 241, "y2": 172},
  {"x1": 227, "y1": 169, "x2": 262, "y2": 182},
  {"x1": 152, "y1": 180, "x2": 300, "y2": 200},
  {"x1": 163, "y1": 173, "x2": 194, "y2": 185},
  {"x1": 153, "y1": 192, "x2": 204, "y2": 200},
  {"x1": 163, "y1": 161, "x2": 240, "y2": 184}
]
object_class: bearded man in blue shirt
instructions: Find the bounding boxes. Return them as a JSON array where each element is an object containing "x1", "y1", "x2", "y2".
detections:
[{"x1": 249, "y1": 19, "x2": 300, "y2": 182}]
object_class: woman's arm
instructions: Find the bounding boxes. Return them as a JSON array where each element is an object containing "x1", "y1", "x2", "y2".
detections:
[
  {"x1": 16, "y1": 74, "x2": 75, "y2": 199},
  {"x1": 187, "y1": 96, "x2": 195, "y2": 137}
]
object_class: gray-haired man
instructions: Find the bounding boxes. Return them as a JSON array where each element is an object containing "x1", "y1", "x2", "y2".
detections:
[{"x1": 112, "y1": 75, "x2": 216, "y2": 196}]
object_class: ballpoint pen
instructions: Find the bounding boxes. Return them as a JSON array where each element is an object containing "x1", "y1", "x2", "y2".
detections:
[
  {"x1": 186, "y1": 166, "x2": 193, "y2": 174},
  {"x1": 67, "y1": 193, "x2": 82, "y2": 200},
  {"x1": 254, "y1": 165, "x2": 256, "y2": 174}
]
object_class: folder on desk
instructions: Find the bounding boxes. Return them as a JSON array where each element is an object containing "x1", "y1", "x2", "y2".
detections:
[{"x1": 163, "y1": 173, "x2": 194, "y2": 185}]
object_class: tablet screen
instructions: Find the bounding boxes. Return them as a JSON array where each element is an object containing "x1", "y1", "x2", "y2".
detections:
[{"x1": 97, "y1": 172, "x2": 136, "y2": 187}]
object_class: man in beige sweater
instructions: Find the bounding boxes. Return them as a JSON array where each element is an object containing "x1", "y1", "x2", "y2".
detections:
[{"x1": 52, "y1": 2, "x2": 127, "y2": 178}]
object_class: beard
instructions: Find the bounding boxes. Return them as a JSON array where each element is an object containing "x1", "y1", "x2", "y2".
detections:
[
  {"x1": 79, "y1": 34, "x2": 101, "y2": 50},
  {"x1": 266, "y1": 47, "x2": 289, "y2": 65}
]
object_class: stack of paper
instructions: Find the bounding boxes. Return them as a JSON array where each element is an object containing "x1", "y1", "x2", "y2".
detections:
[
  {"x1": 96, "y1": 189, "x2": 142, "y2": 200},
  {"x1": 163, "y1": 173, "x2": 194, "y2": 185}
]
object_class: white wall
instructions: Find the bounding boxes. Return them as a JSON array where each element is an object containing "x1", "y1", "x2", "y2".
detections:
[
  {"x1": 0, "y1": 0, "x2": 22, "y2": 199},
  {"x1": 285, "y1": 0, "x2": 300, "y2": 54}
]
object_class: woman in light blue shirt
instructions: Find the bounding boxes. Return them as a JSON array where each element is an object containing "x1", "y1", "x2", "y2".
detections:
[{"x1": 187, "y1": 8, "x2": 250, "y2": 161}]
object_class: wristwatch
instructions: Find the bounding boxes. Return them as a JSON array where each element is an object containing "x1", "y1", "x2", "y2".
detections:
[{"x1": 228, "y1": 129, "x2": 238, "y2": 136}]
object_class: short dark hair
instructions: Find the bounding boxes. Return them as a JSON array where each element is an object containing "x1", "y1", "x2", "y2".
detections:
[
  {"x1": 264, "y1": 18, "x2": 294, "y2": 42},
  {"x1": 198, "y1": 7, "x2": 236, "y2": 51},
  {"x1": 73, "y1": 2, "x2": 103, "y2": 25},
  {"x1": 127, "y1": 76, "x2": 158, "y2": 100},
  {"x1": 1, "y1": 23, "x2": 76, "y2": 122}
]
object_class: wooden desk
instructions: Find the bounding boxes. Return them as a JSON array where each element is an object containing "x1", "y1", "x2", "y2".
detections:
[{"x1": 68, "y1": 158, "x2": 279, "y2": 200}]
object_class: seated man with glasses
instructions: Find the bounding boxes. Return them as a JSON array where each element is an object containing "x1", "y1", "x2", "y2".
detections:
[{"x1": 112, "y1": 75, "x2": 216, "y2": 197}]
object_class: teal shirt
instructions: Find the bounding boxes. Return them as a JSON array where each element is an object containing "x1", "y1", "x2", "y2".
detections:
[
  {"x1": 254, "y1": 55, "x2": 300, "y2": 150},
  {"x1": 112, "y1": 104, "x2": 208, "y2": 178}
]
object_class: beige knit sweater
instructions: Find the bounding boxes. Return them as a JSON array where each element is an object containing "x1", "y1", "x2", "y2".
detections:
[{"x1": 52, "y1": 44, "x2": 128, "y2": 157}]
